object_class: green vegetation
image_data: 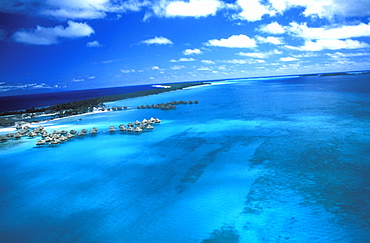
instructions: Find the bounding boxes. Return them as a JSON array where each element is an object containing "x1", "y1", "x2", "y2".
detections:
[
  {"x1": 300, "y1": 70, "x2": 370, "y2": 77},
  {"x1": 0, "y1": 82, "x2": 208, "y2": 126},
  {"x1": 98, "y1": 82, "x2": 207, "y2": 103}
]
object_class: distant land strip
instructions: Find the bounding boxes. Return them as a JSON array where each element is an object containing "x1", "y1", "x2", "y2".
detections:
[{"x1": 0, "y1": 82, "x2": 209, "y2": 127}]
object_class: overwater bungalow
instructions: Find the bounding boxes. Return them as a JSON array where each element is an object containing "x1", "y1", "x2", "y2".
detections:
[
  {"x1": 90, "y1": 129, "x2": 98, "y2": 135},
  {"x1": 126, "y1": 127, "x2": 134, "y2": 132},
  {"x1": 134, "y1": 127, "x2": 143, "y2": 133},
  {"x1": 70, "y1": 130, "x2": 77, "y2": 134},
  {"x1": 36, "y1": 139, "x2": 46, "y2": 146},
  {"x1": 6, "y1": 133, "x2": 14, "y2": 138},
  {"x1": 50, "y1": 139, "x2": 60, "y2": 145},
  {"x1": 61, "y1": 130, "x2": 68, "y2": 135},
  {"x1": 3, "y1": 117, "x2": 162, "y2": 147},
  {"x1": 67, "y1": 133, "x2": 74, "y2": 139},
  {"x1": 77, "y1": 131, "x2": 85, "y2": 136},
  {"x1": 28, "y1": 132, "x2": 37, "y2": 138},
  {"x1": 52, "y1": 134, "x2": 60, "y2": 139}
]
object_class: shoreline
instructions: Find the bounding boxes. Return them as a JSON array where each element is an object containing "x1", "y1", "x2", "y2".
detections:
[
  {"x1": 0, "y1": 82, "x2": 209, "y2": 133},
  {"x1": 0, "y1": 109, "x2": 110, "y2": 134}
]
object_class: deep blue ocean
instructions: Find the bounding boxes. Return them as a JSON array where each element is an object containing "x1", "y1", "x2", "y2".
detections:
[{"x1": 0, "y1": 74, "x2": 369, "y2": 242}]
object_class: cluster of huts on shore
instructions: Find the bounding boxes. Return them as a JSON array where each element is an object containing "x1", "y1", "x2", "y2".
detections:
[
  {"x1": 1, "y1": 99, "x2": 200, "y2": 146},
  {"x1": 0, "y1": 117, "x2": 161, "y2": 147},
  {"x1": 137, "y1": 100, "x2": 198, "y2": 110}
]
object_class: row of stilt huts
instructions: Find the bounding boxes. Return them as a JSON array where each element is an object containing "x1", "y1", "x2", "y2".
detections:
[{"x1": 0, "y1": 118, "x2": 161, "y2": 146}]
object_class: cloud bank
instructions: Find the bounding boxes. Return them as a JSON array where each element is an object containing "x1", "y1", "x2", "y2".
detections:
[
  {"x1": 206, "y1": 34, "x2": 257, "y2": 48},
  {"x1": 13, "y1": 21, "x2": 94, "y2": 45}
]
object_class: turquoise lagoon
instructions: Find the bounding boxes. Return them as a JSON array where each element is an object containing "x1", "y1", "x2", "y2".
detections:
[{"x1": 0, "y1": 74, "x2": 369, "y2": 242}]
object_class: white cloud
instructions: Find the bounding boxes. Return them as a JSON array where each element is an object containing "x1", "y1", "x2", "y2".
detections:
[
  {"x1": 72, "y1": 75, "x2": 96, "y2": 82},
  {"x1": 197, "y1": 67, "x2": 211, "y2": 71},
  {"x1": 237, "y1": 49, "x2": 282, "y2": 58},
  {"x1": 183, "y1": 48, "x2": 203, "y2": 55},
  {"x1": 293, "y1": 52, "x2": 319, "y2": 58},
  {"x1": 201, "y1": 60, "x2": 215, "y2": 64},
  {"x1": 206, "y1": 34, "x2": 257, "y2": 48},
  {"x1": 118, "y1": 0, "x2": 150, "y2": 12},
  {"x1": 269, "y1": 0, "x2": 370, "y2": 19},
  {"x1": 42, "y1": 8, "x2": 106, "y2": 19},
  {"x1": 86, "y1": 40, "x2": 103, "y2": 47},
  {"x1": 102, "y1": 59, "x2": 118, "y2": 64},
  {"x1": 326, "y1": 52, "x2": 370, "y2": 58},
  {"x1": 279, "y1": 63, "x2": 300, "y2": 70},
  {"x1": 0, "y1": 81, "x2": 59, "y2": 92},
  {"x1": 224, "y1": 59, "x2": 248, "y2": 64},
  {"x1": 170, "y1": 58, "x2": 196, "y2": 62},
  {"x1": 288, "y1": 22, "x2": 370, "y2": 40},
  {"x1": 268, "y1": 0, "x2": 292, "y2": 13},
  {"x1": 141, "y1": 36, "x2": 173, "y2": 45},
  {"x1": 256, "y1": 36, "x2": 284, "y2": 45},
  {"x1": 41, "y1": 0, "x2": 115, "y2": 19},
  {"x1": 121, "y1": 69, "x2": 135, "y2": 73},
  {"x1": 0, "y1": 0, "x2": 108, "y2": 19},
  {"x1": 13, "y1": 21, "x2": 94, "y2": 45},
  {"x1": 280, "y1": 57, "x2": 299, "y2": 61},
  {"x1": 286, "y1": 39, "x2": 370, "y2": 52},
  {"x1": 284, "y1": 22, "x2": 370, "y2": 52},
  {"x1": 4, "y1": 0, "x2": 370, "y2": 23},
  {"x1": 151, "y1": 66, "x2": 160, "y2": 70},
  {"x1": 300, "y1": 0, "x2": 370, "y2": 19},
  {"x1": 72, "y1": 78, "x2": 85, "y2": 82},
  {"x1": 258, "y1": 21, "x2": 285, "y2": 34},
  {"x1": 171, "y1": 65, "x2": 185, "y2": 70},
  {"x1": 45, "y1": 0, "x2": 109, "y2": 11},
  {"x1": 222, "y1": 59, "x2": 265, "y2": 64},
  {"x1": 233, "y1": 0, "x2": 275, "y2": 22},
  {"x1": 0, "y1": 0, "x2": 152, "y2": 20},
  {"x1": 165, "y1": 0, "x2": 222, "y2": 18}
]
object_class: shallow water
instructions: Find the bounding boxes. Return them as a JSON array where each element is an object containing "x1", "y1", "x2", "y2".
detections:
[{"x1": 1, "y1": 75, "x2": 370, "y2": 242}]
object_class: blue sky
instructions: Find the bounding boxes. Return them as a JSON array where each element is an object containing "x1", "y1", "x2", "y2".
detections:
[{"x1": 1, "y1": 0, "x2": 370, "y2": 95}]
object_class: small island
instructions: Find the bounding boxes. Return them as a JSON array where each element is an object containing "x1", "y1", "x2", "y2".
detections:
[{"x1": 0, "y1": 82, "x2": 209, "y2": 128}]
